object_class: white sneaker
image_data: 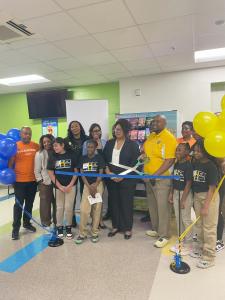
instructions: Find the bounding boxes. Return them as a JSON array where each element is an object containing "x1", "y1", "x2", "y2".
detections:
[
  {"x1": 146, "y1": 230, "x2": 158, "y2": 237},
  {"x1": 154, "y1": 237, "x2": 168, "y2": 248},
  {"x1": 197, "y1": 259, "x2": 215, "y2": 269}
]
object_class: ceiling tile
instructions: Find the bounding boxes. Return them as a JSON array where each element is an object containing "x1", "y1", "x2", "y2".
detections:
[
  {"x1": 150, "y1": 37, "x2": 193, "y2": 57},
  {"x1": 25, "y1": 12, "x2": 87, "y2": 42},
  {"x1": 54, "y1": 0, "x2": 104, "y2": 9},
  {"x1": 111, "y1": 45, "x2": 152, "y2": 62},
  {"x1": 46, "y1": 57, "x2": 86, "y2": 70},
  {"x1": 54, "y1": 35, "x2": 104, "y2": 56},
  {"x1": 20, "y1": 43, "x2": 68, "y2": 60},
  {"x1": 130, "y1": 68, "x2": 161, "y2": 76},
  {"x1": 69, "y1": 0, "x2": 135, "y2": 33},
  {"x1": 94, "y1": 26, "x2": 146, "y2": 50},
  {"x1": 43, "y1": 71, "x2": 72, "y2": 81},
  {"x1": 139, "y1": 15, "x2": 193, "y2": 43},
  {"x1": 157, "y1": 52, "x2": 194, "y2": 69},
  {"x1": 104, "y1": 71, "x2": 132, "y2": 80},
  {"x1": 0, "y1": 50, "x2": 35, "y2": 66},
  {"x1": 195, "y1": 33, "x2": 225, "y2": 50},
  {"x1": 194, "y1": 0, "x2": 225, "y2": 15},
  {"x1": 0, "y1": 0, "x2": 61, "y2": 20},
  {"x1": 78, "y1": 51, "x2": 117, "y2": 66},
  {"x1": 8, "y1": 35, "x2": 47, "y2": 49},
  {"x1": 122, "y1": 58, "x2": 159, "y2": 71},
  {"x1": 93, "y1": 63, "x2": 128, "y2": 74},
  {"x1": 193, "y1": 13, "x2": 225, "y2": 37},
  {"x1": 0, "y1": 62, "x2": 56, "y2": 77},
  {"x1": 125, "y1": 0, "x2": 193, "y2": 24},
  {"x1": 66, "y1": 68, "x2": 101, "y2": 78}
]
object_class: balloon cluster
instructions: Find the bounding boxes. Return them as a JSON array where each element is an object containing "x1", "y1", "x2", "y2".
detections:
[
  {"x1": 0, "y1": 128, "x2": 20, "y2": 185},
  {"x1": 193, "y1": 96, "x2": 225, "y2": 157}
]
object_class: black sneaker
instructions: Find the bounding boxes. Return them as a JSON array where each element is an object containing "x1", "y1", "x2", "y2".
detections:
[
  {"x1": 57, "y1": 226, "x2": 64, "y2": 238},
  {"x1": 12, "y1": 230, "x2": 19, "y2": 240},
  {"x1": 65, "y1": 226, "x2": 73, "y2": 239},
  {"x1": 23, "y1": 223, "x2": 36, "y2": 233},
  {"x1": 216, "y1": 240, "x2": 225, "y2": 252}
]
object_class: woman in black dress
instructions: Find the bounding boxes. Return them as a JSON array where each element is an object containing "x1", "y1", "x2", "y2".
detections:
[{"x1": 103, "y1": 119, "x2": 140, "y2": 239}]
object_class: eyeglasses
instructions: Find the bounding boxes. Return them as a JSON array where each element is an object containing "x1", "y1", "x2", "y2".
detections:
[{"x1": 92, "y1": 129, "x2": 101, "y2": 133}]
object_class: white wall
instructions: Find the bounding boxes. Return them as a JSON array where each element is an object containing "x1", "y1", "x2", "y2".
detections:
[{"x1": 120, "y1": 66, "x2": 225, "y2": 125}]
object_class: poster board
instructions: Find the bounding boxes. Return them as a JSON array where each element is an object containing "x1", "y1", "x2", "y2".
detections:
[
  {"x1": 42, "y1": 119, "x2": 58, "y2": 137},
  {"x1": 66, "y1": 100, "x2": 109, "y2": 139}
]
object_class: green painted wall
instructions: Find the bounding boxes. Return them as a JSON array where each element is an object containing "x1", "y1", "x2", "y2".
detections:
[{"x1": 0, "y1": 82, "x2": 120, "y2": 142}]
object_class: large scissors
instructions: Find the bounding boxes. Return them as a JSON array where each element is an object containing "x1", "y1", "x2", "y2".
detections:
[{"x1": 110, "y1": 157, "x2": 150, "y2": 176}]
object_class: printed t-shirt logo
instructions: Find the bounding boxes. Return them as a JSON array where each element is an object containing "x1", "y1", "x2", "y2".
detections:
[
  {"x1": 83, "y1": 162, "x2": 98, "y2": 172},
  {"x1": 55, "y1": 159, "x2": 71, "y2": 169},
  {"x1": 193, "y1": 170, "x2": 206, "y2": 183},
  {"x1": 174, "y1": 169, "x2": 184, "y2": 182}
]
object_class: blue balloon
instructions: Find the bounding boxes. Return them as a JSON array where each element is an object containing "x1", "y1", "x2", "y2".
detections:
[
  {"x1": 0, "y1": 138, "x2": 17, "y2": 159},
  {"x1": 7, "y1": 128, "x2": 20, "y2": 142},
  {"x1": 0, "y1": 133, "x2": 6, "y2": 140},
  {"x1": 0, "y1": 168, "x2": 16, "y2": 185},
  {"x1": 0, "y1": 156, "x2": 8, "y2": 170}
]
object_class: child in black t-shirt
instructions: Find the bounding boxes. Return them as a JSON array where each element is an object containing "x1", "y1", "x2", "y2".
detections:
[
  {"x1": 191, "y1": 140, "x2": 219, "y2": 269},
  {"x1": 47, "y1": 137, "x2": 78, "y2": 239},
  {"x1": 75, "y1": 140, "x2": 105, "y2": 244},
  {"x1": 168, "y1": 143, "x2": 193, "y2": 255}
]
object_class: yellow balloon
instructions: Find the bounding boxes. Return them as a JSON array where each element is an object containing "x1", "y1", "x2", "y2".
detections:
[
  {"x1": 217, "y1": 111, "x2": 225, "y2": 131},
  {"x1": 221, "y1": 95, "x2": 225, "y2": 111},
  {"x1": 204, "y1": 131, "x2": 225, "y2": 158},
  {"x1": 193, "y1": 112, "x2": 218, "y2": 137}
]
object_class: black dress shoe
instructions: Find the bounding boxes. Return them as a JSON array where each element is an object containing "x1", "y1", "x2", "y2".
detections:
[
  {"x1": 23, "y1": 223, "x2": 36, "y2": 232},
  {"x1": 108, "y1": 230, "x2": 119, "y2": 237},
  {"x1": 124, "y1": 234, "x2": 132, "y2": 240},
  {"x1": 12, "y1": 230, "x2": 20, "y2": 240}
]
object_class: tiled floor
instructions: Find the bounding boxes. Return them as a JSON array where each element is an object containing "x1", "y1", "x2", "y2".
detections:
[{"x1": 0, "y1": 189, "x2": 225, "y2": 300}]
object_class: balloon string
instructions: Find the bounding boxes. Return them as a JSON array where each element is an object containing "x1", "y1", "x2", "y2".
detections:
[{"x1": 178, "y1": 174, "x2": 225, "y2": 242}]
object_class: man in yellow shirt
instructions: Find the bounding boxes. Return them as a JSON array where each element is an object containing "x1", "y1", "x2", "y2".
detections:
[{"x1": 143, "y1": 115, "x2": 177, "y2": 248}]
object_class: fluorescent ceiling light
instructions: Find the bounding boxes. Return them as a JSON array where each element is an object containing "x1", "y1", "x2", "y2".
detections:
[
  {"x1": 195, "y1": 47, "x2": 225, "y2": 63},
  {"x1": 0, "y1": 74, "x2": 50, "y2": 86}
]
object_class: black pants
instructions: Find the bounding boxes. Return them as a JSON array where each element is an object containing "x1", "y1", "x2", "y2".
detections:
[
  {"x1": 13, "y1": 181, "x2": 37, "y2": 231},
  {"x1": 217, "y1": 183, "x2": 225, "y2": 240},
  {"x1": 109, "y1": 180, "x2": 136, "y2": 232}
]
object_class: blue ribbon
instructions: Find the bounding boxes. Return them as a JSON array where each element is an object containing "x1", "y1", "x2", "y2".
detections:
[{"x1": 55, "y1": 170, "x2": 179, "y2": 180}]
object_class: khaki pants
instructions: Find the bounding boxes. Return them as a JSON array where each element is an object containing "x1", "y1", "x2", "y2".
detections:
[
  {"x1": 173, "y1": 190, "x2": 193, "y2": 243},
  {"x1": 55, "y1": 187, "x2": 76, "y2": 227},
  {"x1": 194, "y1": 192, "x2": 219, "y2": 262},
  {"x1": 146, "y1": 179, "x2": 171, "y2": 238},
  {"x1": 79, "y1": 182, "x2": 103, "y2": 237},
  {"x1": 39, "y1": 183, "x2": 56, "y2": 226}
]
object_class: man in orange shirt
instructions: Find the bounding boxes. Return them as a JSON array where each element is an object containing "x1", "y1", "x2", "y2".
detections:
[
  {"x1": 9, "y1": 127, "x2": 39, "y2": 240},
  {"x1": 177, "y1": 121, "x2": 196, "y2": 148}
]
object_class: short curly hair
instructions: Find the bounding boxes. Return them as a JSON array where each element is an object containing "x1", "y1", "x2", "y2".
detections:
[{"x1": 114, "y1": 119, "x2": 130, "y2": 136}]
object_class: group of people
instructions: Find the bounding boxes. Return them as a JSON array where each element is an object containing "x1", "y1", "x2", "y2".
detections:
[{"x1": 9, "y1": 115, "x2": 225, "y2": 269}]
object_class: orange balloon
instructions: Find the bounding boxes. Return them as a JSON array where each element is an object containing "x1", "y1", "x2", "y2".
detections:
[{"x1": 193, "y1": 112, "x2": 218, "y2": 137}]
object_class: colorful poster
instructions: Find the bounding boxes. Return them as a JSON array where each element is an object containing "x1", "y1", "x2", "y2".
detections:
[
  {"x1": 116, "y1": 110, "x2": 178, "y2": 145},
  {"x1": 42, "y1": 119, "x2": 58, "y2": 137}
]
